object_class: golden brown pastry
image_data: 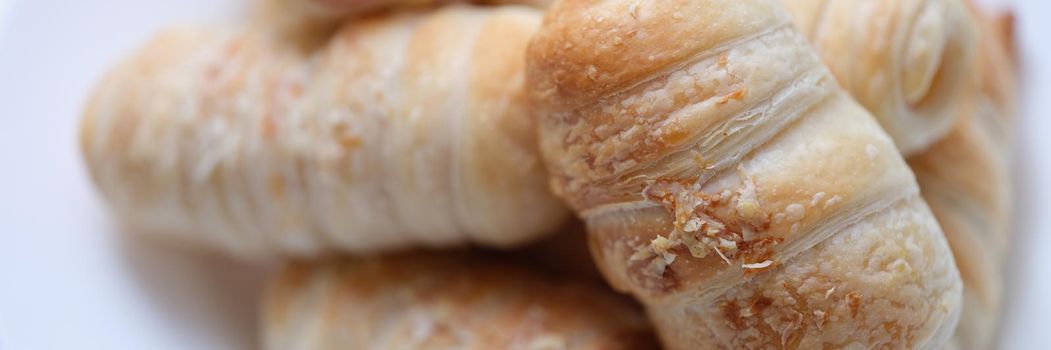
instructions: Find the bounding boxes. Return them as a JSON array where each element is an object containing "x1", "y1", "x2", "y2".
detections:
[
  {"x1": 80, "y1": 5, "x2": 568, "y2": 257},
  {"x1": 910, "y1": 6, "x2": 1018, "y2": 350},
  {"x1": 527, "y1": 0, "x2": 962, "y2": 348},
  {"x1": 262, "y1": 253, "x2": 658, "y2": 349},
  {"x1": 781, "y1": 0, "x2": 978, "y2": 155}
]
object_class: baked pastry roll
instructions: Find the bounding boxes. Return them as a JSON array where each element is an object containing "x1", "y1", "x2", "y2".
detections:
[
  {"x1": 262, "y1": 253, "x2": 657, "y2": 349},
  {"x1": 782, "y1": 0, "x2": 979, "y2": 155},
  {"x1": 910, "y1": 6, "x2": 1018, "y2": 350},
  {"x1": 81, "y1": 5, "x2": 568, "y2": 257},
  {"x1": 527, "y1": 0, "x2": 962, "y2": 348}
]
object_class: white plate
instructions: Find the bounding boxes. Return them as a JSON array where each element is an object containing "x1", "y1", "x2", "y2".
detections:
[{"x1": 0, "y1": 0, "x2": 1049, "y2": 349}]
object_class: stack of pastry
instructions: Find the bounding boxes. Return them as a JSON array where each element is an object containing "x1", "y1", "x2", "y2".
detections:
[{"x1": 80, "y1": 0, "x2": 1018, "y2": 348}]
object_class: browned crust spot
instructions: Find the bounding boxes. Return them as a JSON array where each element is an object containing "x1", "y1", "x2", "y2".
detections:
[{"x1": 846, "y1": 291, "x2": 862, "y2": 319}]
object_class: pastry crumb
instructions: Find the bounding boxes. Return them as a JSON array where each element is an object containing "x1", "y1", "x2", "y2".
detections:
[
  {"x1": 824, "y1": 286, "x2": 836, "y2": 299},
  {"x1": 742, "y1": 260, "x2": 773, "y2": 269}
]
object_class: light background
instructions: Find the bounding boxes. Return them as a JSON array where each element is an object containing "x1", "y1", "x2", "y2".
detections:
[{"x1": 0, "y1": 0, "x2": 1047, "y2": 349}]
